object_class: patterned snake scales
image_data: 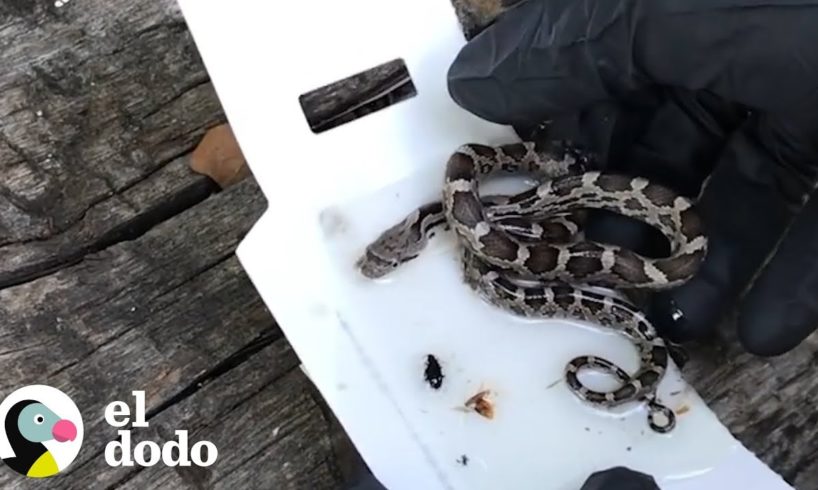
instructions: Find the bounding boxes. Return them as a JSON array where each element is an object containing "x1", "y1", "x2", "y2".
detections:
[{"x1": 355, "y1": 141, "x2": 708, "y2": 433}]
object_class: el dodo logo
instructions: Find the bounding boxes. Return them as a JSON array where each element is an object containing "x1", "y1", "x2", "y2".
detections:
[
  {"x1": 104, "y1": 391, "x2": 217, "y2": 468},
  {"x1": 0, "y1": 385, "x2": 83, "y2": 479}
]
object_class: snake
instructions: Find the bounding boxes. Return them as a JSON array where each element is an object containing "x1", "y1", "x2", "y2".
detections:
[{"x1": 356, "y1": 141, "x2": 708, "y2": 433}]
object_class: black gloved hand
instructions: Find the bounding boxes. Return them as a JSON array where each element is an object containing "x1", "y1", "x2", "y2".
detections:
[
  {"x1": 580, "y1": 467, "x2": 659, "y2": 490},
  {"x1": 345, "y1": 465, "x2": 658, "y2": 490},
  {"x1": 446, "y1": 0, "x2": 818, "y2": 356}
]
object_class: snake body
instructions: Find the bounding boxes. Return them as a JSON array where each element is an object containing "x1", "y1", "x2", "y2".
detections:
[{"x1": 356, "y1": 141, "x2": 707, "y2": 433}]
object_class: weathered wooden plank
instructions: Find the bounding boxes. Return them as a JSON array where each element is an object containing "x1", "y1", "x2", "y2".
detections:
[
  {"x1": 0, "y1": 1, "x2": 367, "y2": 488},
  {"x1": 0, "y1": 176, "x2": 354, "y2": 489},
  {"x1": 0, "y1": 0, "x2": 224, "y2": 284},
  {"x1": 0, "y1": 177, "x2": 287, "y2": 488},
  {"x1": 0, "y1": 155, "x2": 218, "y2": 289},
  {"x1": 114, "y1": 347, "x2": 344, "y2": 490},
  {"x1": 685, "y1": 329, "x2": 818, "y2": 489},
  {"x1": 0, "y1": 175, "x2": 266, "y2": 390}
]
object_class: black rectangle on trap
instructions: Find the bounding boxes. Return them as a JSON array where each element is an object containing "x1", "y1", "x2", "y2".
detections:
[{"x1": 298, "y1": 58, "x2": 417, "y2": 134}]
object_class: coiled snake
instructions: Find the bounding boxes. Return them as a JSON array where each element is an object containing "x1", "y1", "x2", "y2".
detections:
[{"x1": 356, "y1": 141, "x2": 708, "y2": 433}]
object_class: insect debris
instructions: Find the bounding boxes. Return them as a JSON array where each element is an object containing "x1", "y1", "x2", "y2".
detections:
[
  {"x1": 424, "y1": 354, "x2": 444, "y2": 390},
  {"x1": 463, "y1": 389, "x2": 494, "y2": 419}
]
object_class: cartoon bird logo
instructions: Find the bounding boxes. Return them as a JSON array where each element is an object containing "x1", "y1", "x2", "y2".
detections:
[{"x1": 2, "y1": 399, "x2": 78, "y2": 478}]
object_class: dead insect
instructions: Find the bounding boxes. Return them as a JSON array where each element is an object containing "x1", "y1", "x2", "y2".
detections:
[
  {"x1": 464, "y1": 389, "x2": 494, "y2": 419},
  {"x1": 424, "y1": 354, "x2": 444, "y2": 390},
  {"x1": 456, "y1": 454, "x2": 469, "y2": 466}
]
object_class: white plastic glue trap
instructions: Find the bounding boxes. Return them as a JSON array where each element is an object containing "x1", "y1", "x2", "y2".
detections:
[{"x1": 178, "y1": 2, "x2": 794, "y2": 489}]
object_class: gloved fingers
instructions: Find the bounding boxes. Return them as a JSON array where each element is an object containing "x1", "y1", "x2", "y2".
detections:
[
  {"x1": 583, "y1": 89, "x2": 747, "y2": 261},
  {"x1": 612, "y1": 89, "x2": 747, "y2": 196},
  {"x1": 737, "y1": 188, "x2": 818, "y2": 356},
  {"x1": 579, "y1": 466, "x2": 659, "y2": 490},
  {"x1": 447, "y1": 0, "x2": 647, "y2": 128},
  {"x1": 447, "y1": 0, "x2": 818, "y2": 130},
  {"x1": 446, "y1": 0, "x2": 818, "y2": 354},
  {"x1": 647, "y1": 113, "x2": 818, "y2": 344}
]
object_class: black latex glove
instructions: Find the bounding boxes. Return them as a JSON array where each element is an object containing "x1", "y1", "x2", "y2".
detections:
[
  {"x1": 446, "y1": 0, "x2": 818, "y2": 356},
  {"x1": 580, "y1": 467, "x2": 659, "y2": 490},
  {"x1": 345, "y1": 466, "x2": 657, "y2": 490}
]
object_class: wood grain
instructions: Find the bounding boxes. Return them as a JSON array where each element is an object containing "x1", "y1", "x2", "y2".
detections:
[
  {"x1": 0, "y1": 0, "x2": 362, "y2": 488},
  {"x1": 0, "y1": 0, "x2": 223, "y2": 287}
]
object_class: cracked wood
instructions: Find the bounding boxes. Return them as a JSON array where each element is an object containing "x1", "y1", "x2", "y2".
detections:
[
  {"x1": 0, "y1": 178, "x2": 356, "y2": 490},
  {"x1": 0, "y1": 0, "x2": 364, "y2": 488},
  {"x1": 0, "y1": 0, "x2": 224, "y2": 286}
]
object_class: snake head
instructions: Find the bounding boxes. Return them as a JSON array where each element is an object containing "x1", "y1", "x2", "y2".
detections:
[
  {"x1": 356, "y1": 212, "x2": 429, "y2": 279},
  {"x1": 356, "y1": 246, "x2": 411, "y2": 279}
]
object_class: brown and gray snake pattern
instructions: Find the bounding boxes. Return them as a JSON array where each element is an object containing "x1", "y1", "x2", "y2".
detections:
[{"x1": 356, "y1": 141, "x2": 708, "y2": 433}]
